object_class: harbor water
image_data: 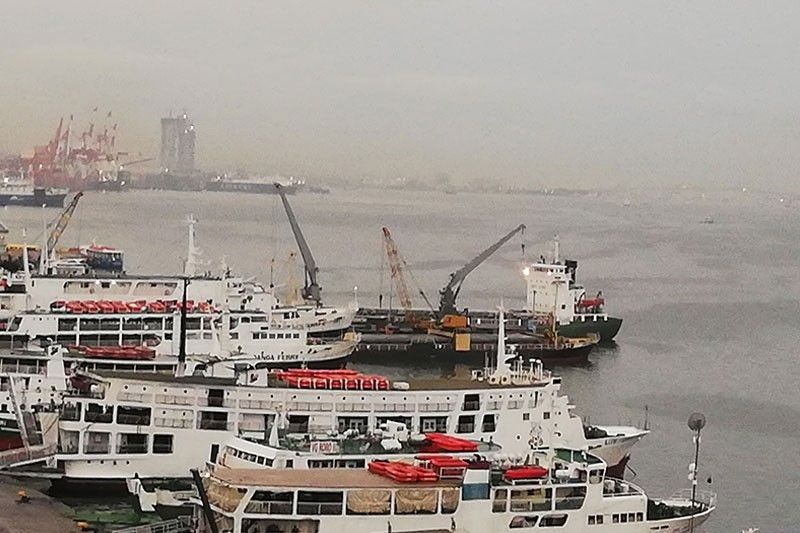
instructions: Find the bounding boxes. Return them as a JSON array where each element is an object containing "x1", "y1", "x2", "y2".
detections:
[{"x1": 4, "y1": 186, "x2": 799, "y2": 532}]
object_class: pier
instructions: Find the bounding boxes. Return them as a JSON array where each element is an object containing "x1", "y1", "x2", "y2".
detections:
[{"x1": 0, "y1": 476, "x2": 79, "y2": 532}]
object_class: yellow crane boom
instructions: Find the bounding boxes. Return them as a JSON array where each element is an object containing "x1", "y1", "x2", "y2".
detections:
[{"x1": 47, "y1": 191, "x2": 84, "y2": 253}]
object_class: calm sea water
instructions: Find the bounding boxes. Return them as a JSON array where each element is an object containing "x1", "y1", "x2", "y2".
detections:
[{"x1": 5, "y1": 186, "x2": 799, "y2": 532}]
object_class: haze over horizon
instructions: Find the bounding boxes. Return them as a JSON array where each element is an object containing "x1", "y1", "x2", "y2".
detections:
[{"x1": 1, "y1": 1, "x2": 799, "y2": 191}]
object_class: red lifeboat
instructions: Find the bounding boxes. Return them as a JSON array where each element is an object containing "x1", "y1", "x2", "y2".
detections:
[
  {"x1": 423, "y1": 433, "x2": 479, "y2": 453},
  {"x1": 503, "y1": 465, "x2": 548, "y2": 481},
  {"x1": 147, "y1": 301, "x2": 166, "y2": 313},
  {"x1": 97, "y1": 301, "x2": 115, "y2": 314},
  {"x1": 368, "y1": 461, "x2": 439, "y2": 483},
  {"x1": 127, "y1": 300, "x2": 147, "y2": 313},
  {"x1": 65, "y1": 300, "x2": 85, "y2": 314},
  {"x1": 51, "y1": 300, "x2": 67, "y2": 312},
  {"x1": 577, "y1": 298, "x2": 604, "y2": 309},
  {"x1": 83, "y1": 301, "x2": 100, "y2": 314},
  {"x1": 111, "y1": 301, "x2": 130, "y2": 313}
]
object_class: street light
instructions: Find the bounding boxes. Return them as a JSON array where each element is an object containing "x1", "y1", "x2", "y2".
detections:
[{"x1": 687, "y1": 412, "x2": 706, "y2": 533}]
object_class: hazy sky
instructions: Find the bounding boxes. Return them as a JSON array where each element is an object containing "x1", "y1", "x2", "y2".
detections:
[{"x1": 1, "y1": 1, "x2": 799, "y2": 189}]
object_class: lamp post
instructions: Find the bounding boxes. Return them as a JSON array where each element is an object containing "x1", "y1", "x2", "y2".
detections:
[{"x1": 687, "y1": 412, "x2": 706, "y2": 533}]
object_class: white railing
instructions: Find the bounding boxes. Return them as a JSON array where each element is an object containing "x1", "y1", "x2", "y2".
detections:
[
  {"x1": 155, "y1": 394, "x2": 194, "y2": 406},
  {"x1": 118, "y1": 392, "x2": 153, "y2": 403},
  {"x1": 335, "y1": 402, "x2": 372, "y2": 413},
  {"x1": 418, "y1": 402, "x2": 455, "y2": 412},
  {"x1": 668, "y1": 488, "x2": 717, "y2": 508},
  {"x1": 154, "y1": 418, "x2": 194, "y2": 429}
]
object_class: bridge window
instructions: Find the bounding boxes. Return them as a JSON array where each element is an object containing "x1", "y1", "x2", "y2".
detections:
[
  {"x1": 462, "y1": 393, "x2": 480, "y2": 411},
  {"x1": 117, "y1": 433, "x2": 148, "y2": 454},
  {"x1": 482, "y1": 414, "x2": 496, "y2": 432},
  {"x1": 117, "y1": 405, "x2": 151, "y2": 426},
  {"x1": 84, "y1": 403, "x2": 113, "y2": 423},
  {"x1": 456, "y1": 415, "x2": 474, "y2": 433},
  {"x1": 153, "y1": 434, "x2": 173, "y2": 454},
  {"x1": 554, "y1": 487, "x2": 585, "y2": 510},
  {"x1": 198, "y1": 411, "x2": 229, "y2": 430},
  {"x1": 510, "y1": 488, "x2": 551, "y2": 512},
  {"x1": 540, "y1": 514, "x2": 568, "y2": 527},
  {"x1": 420, "y1": 416, "x2": 447, "y2": 433},
  {"x1": 509, "y1": 516, "x2": 539, "y2": 528},
  {"x1": 492, "y1": 489, "x2": 508, "y2": 513},
  {"x1": 245, "y1": 490, "x2": 294, "y2": 514},
  {"x1": 83, "y1": 431, "x2": 110, "y2": 454},
  {"x1": 297, "y1": 491, "x2": 343, "y2": 515}
]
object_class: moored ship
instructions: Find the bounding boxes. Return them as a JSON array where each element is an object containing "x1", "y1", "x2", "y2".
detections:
[
  {"x1": 0, "y1": 181, "x2": 68, "y2": 208},
  {"x1": 190, "y1": 448, "x2": 714, "y2": 533}
]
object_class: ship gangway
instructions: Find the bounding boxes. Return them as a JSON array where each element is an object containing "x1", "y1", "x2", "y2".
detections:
[
  {"x1": 0, "y1": 443, "x2": 57, "y2": 470},
  {"x1": 112, "y1": 517, "x2": 194, "y2": 533}
]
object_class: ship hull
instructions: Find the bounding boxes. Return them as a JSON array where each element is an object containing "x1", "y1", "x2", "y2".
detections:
[
  {"x1": 0, "y1": 190, "x2": 67, "y2": 207},
  {"x1": 552, "y1": 316, "x2": 622, "y2": 342},
  {"x1": 351, "y1": 339, "x2": 595, "y2": 366}
]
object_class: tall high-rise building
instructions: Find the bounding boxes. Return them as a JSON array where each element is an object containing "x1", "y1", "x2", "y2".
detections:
[{"x1": 160, "y1": 112, "x2": 196, "y2": 173}]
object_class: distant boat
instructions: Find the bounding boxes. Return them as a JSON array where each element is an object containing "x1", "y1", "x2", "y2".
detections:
[
  {"x1": 701, "y1": 216, "x2": 714, "y2": 224},
  {"x1": 622, "y1": 198, "x2": 631, "y2": 207}
]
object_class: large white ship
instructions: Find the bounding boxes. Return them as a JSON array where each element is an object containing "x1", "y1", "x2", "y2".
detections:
[
  {"x1": 8, "y1": 313, "x2": 646, "y2": 489},
  {"x1": 191, "y1": 448, "x2": 714, "y2": 533}
]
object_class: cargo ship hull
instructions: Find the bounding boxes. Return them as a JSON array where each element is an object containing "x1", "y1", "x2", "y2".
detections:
[{"x1": 0, "y1": 189, "x2": 67, "y2": 207}]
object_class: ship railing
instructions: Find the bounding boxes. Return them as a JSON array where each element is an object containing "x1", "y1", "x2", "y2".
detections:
[
  {"x1": 111, "y1": 516, "x2": 193, "y2": 533},
  {"x1": 486, "y1": 401, "x2": 503, "y2": 410},
  {"x1": 667, "y1": 488, "x2": 717, "y2": 508},
  {"x1": 1, "y1": 364, "x2": 45, "y2": 375},
  {"x1": 155, "y1": 394, "x2": 194, "y2": 406},
  {"x1": 418, "y1": 402, "x2": 456, "y2": 412},
  {"x1": 64, "y1": 390, "x2": 104, "y2": 400},
  {"x1": 335, "y1": 402, "x2": 373, "y2": 413},
  {"x1": 154, "y1": 418, "x2": 193, "y2": 429},
  {"x1": 118, "y1": 392, "x2": 152, "y2": 403},
  {"x1": 602, "y1": 478, "x2": 644, "y2": 498},
  {"x1": 239, "y1": 399, "x2": 280, "y2": 410},
  {"x1": 372, "y1": 402, "x2": 417, "y2": 413},
  {"x1": 286, "y1": 401, "x2": 334, "y2": 412}
]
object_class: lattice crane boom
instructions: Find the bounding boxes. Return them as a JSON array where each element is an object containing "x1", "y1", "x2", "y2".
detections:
[{"x1": 381, "y1": 227, "x2": 414, "y2": 312}]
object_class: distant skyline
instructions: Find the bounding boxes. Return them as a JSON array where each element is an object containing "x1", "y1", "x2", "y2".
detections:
[{"x1": 1, "y1": 1, "x2": 799, "y2": 190}]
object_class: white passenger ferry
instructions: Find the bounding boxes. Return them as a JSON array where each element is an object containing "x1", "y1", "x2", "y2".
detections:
[
  {"x1": 20, "y1": 313, "x2": 646, "y2": 490},
  {"x1": 192, "y1": 448, "x2": 714, "y2": 533},
  {"x1": 0, "y1": 306, "x2": 356, "y2": 359}
]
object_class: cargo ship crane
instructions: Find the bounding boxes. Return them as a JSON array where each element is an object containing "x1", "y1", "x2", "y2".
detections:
[
  {"x1": 382, "y1": 227, "x2": 414, "y2": 312},
  {"x1": 381, "y1": 227, "x2": 435, "y2": 326},
  {"x1": 438, "y1": 224, "x2": 526, "y2": 318},
  {"x1": 274, "y1": 183, "x2": 321, "y2": 305},
  {"x1": 47, "y1": 191, "x2": 84, "y2": 253}
]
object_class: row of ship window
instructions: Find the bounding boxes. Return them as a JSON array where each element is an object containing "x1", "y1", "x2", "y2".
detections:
[
  {"x1": 59, "y1": 430, "x2": 173, "y2": 455},
  {"x1": 587, "y1": 512, "x2": 644, "y2": 525},
  {"x1": 63, "y1": 400, "x2": 539, "y2": 436}
]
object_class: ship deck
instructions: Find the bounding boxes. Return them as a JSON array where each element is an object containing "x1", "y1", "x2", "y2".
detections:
[
  {"x1": 89, "y1": 369, "x2": 553, "y2": 390},
  {"x1": 213, "y1": 468, "x2": 461, "y2": 489}
]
